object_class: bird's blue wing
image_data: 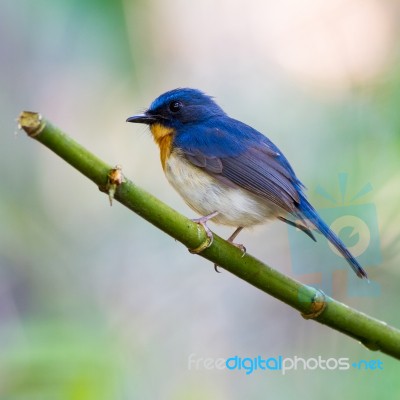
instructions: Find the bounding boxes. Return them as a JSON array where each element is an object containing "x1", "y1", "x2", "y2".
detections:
[
  {"x1": 174, "y1": 117, "x2": 304, "y2": 215},
  {"x1": 173, "y1": 115, "x2": 367, "y2": 278}
]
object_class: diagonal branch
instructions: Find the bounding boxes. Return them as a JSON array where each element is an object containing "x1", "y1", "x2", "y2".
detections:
[{"x1": 18, "y1": 111, "x2": 400, "y2": 360}]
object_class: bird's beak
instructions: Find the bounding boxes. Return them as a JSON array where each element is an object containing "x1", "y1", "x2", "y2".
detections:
[{"x1": 126, "y1": 112, "x2": 157, "y2": 125}]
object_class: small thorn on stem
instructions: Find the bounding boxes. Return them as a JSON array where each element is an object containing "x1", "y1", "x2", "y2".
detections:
[{"x1": 106, "y1": 165, "x2": 124, "y2": 206}]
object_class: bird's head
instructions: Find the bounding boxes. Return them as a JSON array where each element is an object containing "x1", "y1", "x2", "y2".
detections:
[{"x1": 126, "y1": 88, "x2": 225, "y2": 129}]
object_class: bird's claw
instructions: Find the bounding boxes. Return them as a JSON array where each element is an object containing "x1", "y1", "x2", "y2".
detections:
[
  {"x1": 188, "y1": 213, "x2": 217, "y2": 254},
  {"x1": 234, "y1": 243, "x2": 247, "y2": 257},
  {"x1": 213, "y1": 242, "x2": 246, "y2": 272},
  {"x1": 189, "y1": 218, "x2": 245, "y2": 274}
]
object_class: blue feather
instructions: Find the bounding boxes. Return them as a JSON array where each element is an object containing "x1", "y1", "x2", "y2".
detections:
[{"x1": 298, "y1": 196, "x2": 367, "y2": 279}]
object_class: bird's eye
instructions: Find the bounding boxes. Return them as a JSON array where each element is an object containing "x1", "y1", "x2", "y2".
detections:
[{"x1": 169, "y1": 101, "x2": 182, "y2": 112}]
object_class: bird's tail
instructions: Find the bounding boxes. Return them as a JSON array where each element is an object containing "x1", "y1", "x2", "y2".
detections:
[{"x1": 299, "y1": 197, "x2": 368, "y2": 279}]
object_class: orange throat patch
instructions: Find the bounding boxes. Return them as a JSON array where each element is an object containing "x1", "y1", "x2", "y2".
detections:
[{"x1": 150, "y1": 123, "x2": 174, "y2": 171}]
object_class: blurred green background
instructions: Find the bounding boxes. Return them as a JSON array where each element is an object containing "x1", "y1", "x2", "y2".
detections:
[{"x1": 2, "y1": 0, "x2": 400, "y2": 398}]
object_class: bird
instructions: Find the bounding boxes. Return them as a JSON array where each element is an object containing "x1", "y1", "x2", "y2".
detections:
[{"x1": 126, "y1": 88, "x2": 367, "y2": 279}]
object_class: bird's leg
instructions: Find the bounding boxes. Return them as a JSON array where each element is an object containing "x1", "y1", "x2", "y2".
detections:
[
  {"x1": 227, "y1": 226, "x2": 246, "y2": 253},
  {"x1": 214, "y1": 226, "x2": 245, "y2": 272},
  {"x1": 189, "y1": 211, "x2": 219, "y2": 254}
]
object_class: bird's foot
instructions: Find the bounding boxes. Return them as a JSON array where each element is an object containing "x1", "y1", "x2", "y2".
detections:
[
  {"x1": 189, "y1": 211, "x2": 219, "y2": 254},
  {"x1": 227, "y1": 227, "x2": 246, "y2": 256},
  {"x1": 232, "y1": 242, "x2": 246, "y2": 256},
  {"x1": 214, "y1": 226, "x2": 245, "y2": 272}
]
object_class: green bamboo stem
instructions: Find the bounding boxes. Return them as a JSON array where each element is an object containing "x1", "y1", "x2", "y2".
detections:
[{"x1": 18, "y1": 111, "x2": 400, "y2": 359}]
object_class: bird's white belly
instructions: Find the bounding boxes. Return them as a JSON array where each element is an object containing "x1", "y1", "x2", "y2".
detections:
[{"x1": 164, "y1": 152, "x2": 279, "y2": 227}]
